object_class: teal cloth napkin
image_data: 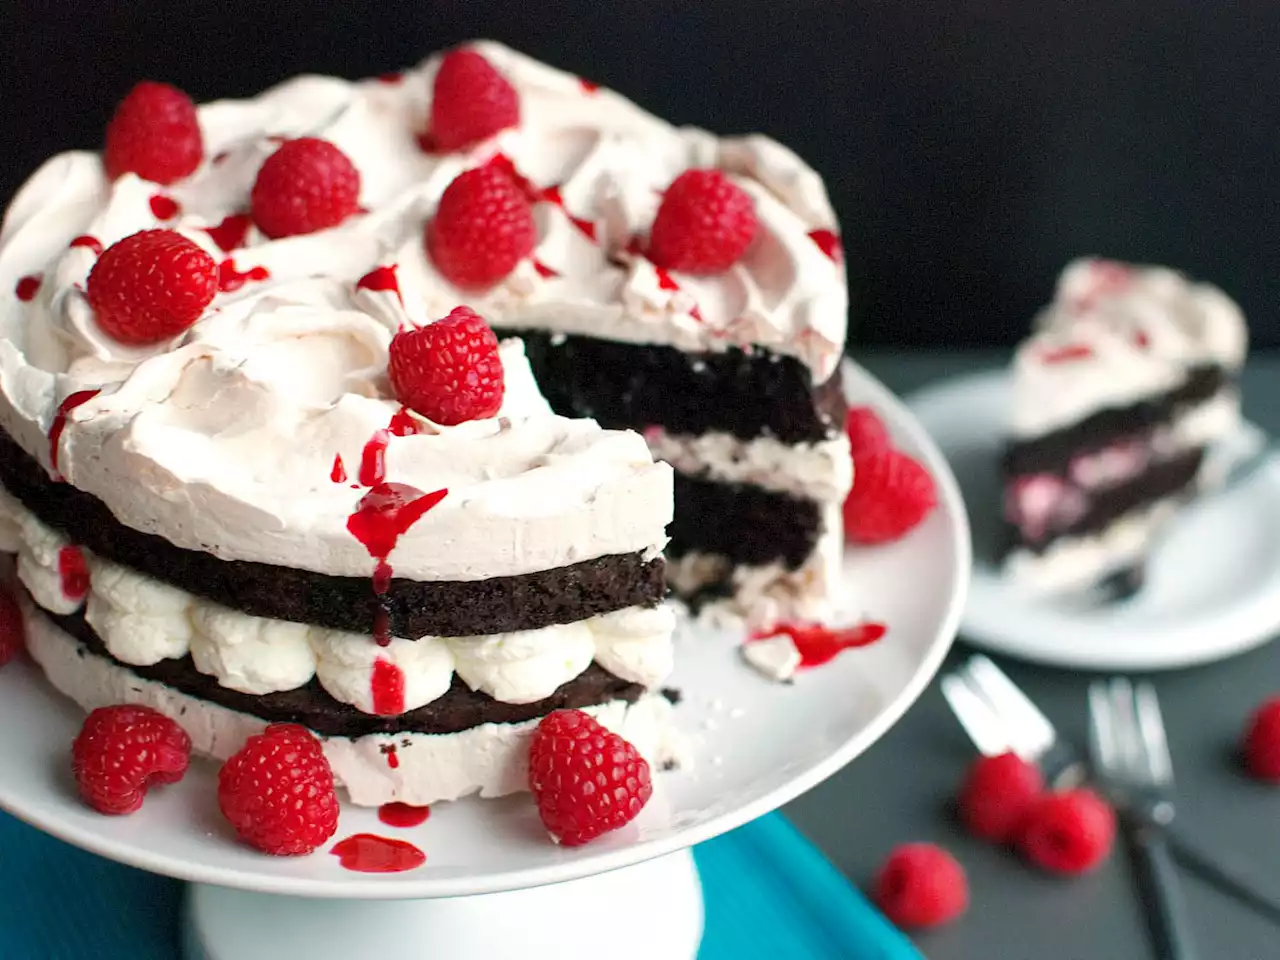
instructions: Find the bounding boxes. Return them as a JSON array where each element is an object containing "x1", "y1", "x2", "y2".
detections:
[{"x1": 0, "y1": 809, "x2": 918, "y2": 959}]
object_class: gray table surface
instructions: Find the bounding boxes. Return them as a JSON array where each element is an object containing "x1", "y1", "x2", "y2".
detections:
[{"x1": 783, "y1": 350, "x2": 1280, "y2": 960}]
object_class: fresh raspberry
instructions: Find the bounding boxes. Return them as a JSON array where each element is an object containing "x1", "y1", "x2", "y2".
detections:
[
  {"x1": 250, "y1": 138, "x2": 361, "y2": 239},
  {"x1": 528, "y1": 709, "x2": 653, "y2": 846},
  {"x1": 426, "y1": 166, "x2": 536, "y2": 289},
  {"x1": 1242, "y1": 696, "x2": 1280, "y2": 782},
  {"x1": 843, "y1": 448, "x2": 938, "y2": 545},
  {"x1": 388, "y1": 306, "x2": 505, "y2": 425},
  {"x1": 86, "y1": 229, "x2": 218, "y2": 345},
  {"x1": 71, "y1": 705, "x2": 192, "y2": 815},
  {"x1": 104, "y1": 81, "x2": 204, "y2": 185},
  {"x1": 1019, "y1": 789, "x2": 1116, "y2": 874},
  {"x1": 217, "y1": 723, "x2": 339, "y2": 856},
  {"x1": 958, "y1": 752, "x2": 1044, "y2": 843},
  {"x1": 428, "y1": 49, "x2": 520, "y2": 152},
  {"x1": 647, "y1": 169, "x2": 759, "y2": 274},
  {"x1": 846, "y1": 406, "x2": 891, "y2": 456},
  {"x1": 0, "y1": 587, "x2": 23, "y2": 666},
  {"x1": 872, "y1": 843, "x2": 968, "y2": 929}
]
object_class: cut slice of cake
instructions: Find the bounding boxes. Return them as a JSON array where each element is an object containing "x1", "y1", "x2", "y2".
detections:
[{"x1": 1001, "y1": 258, "x2": 1247, "y2": 592}]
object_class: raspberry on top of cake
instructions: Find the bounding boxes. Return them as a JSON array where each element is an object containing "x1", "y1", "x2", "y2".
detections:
[{"x1": 1001, "y1": 258, "x2": 1247, "y2": 593}]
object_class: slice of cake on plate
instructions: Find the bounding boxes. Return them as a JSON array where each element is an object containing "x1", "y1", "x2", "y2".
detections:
[{"x1": 1000, "y1": 258, "x2": 1247, "y2": 593}]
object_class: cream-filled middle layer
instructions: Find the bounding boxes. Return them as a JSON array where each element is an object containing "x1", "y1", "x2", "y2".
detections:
[{"x1": 0, "y1": 487, "x2": 673, "y2": 714}]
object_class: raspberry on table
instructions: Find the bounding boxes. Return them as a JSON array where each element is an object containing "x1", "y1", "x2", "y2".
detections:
[
  {"x1": 426, "y1": 166, "x2": 536, "y2": 290},
  {"x1": 86, "y1": 229, "x2": 218, "y2": 345},
  {"x1": 104, "y1": 81, "x2": 204, "y2": 185},
  {"x1": 250, "y1": 137, "x2": 361, "y2": 239},
  {"x1": 1018, "y1": 788, "x2": 1116, "y2": 874},
  {"x1": 217, "y1": 723, "x2": 339, "y2": 856},
  {"x1": 528, "y1": 709, "x2": 653, "y2": 846},
  {"x1": 872, "y1": 842, "x2": 969, "y2": 929},
  {"x1": 1242, "y1": 696, "x2": 1280, "y2": 782},
  {"x1": 71, "y1": 705, "x2": 192, "y2": 815},
  {"x1": 389, "y1": 306, "x2": 505, "y2": 425},
  {"x1": 957, "y1": 752, "x2": 1044, "y2": 843},
  {"x1": 427, "y1": 48, "x2": 520, "y2": 152},
  {"x1": 0, "y1": 587, "x2": 24, "y2": 666},
  {"x1": 647, "y1": 169, "x2": 759, "y2": 274},
  {"x1": 843, "y1": 448, "x2": 938, "y2": 545},
  {"x1": 846, "y1": 406, "x2": 892, "y2": 457}
]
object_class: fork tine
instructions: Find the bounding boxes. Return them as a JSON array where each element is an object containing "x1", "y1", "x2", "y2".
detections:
[
  {"x1": 961, "y1": 655, "x2": 1058, "y2": 757},
  {"x1": 1087, "y1": 680, "x2": 1118, "y2": 774},
  {"x1": 941, "y1": 674, "x2": 1014, "y2": 757},
  {"x1": 1135, "y1": 682, "x2": 1174, "y2": 786},
  {"x1": 1108, "y1": 676, "x2": 1142, "y2": 778}
]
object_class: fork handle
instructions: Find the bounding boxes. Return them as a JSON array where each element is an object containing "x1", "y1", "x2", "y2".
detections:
[
  {"x1": 1128, "y1": 819, "x2": 1198, "y2": 960},
  {"x1": 1166, "y1": 828, "x2": 1280, "y2": 927}
]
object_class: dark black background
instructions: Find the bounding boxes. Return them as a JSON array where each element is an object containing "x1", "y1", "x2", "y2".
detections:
[{"x1": 4, "y1": 1, "x2": 1278, "y2": 347}]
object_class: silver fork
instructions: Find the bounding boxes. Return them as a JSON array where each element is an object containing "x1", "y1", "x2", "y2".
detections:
[
  {"x1": 942, "y1": 655, "x2": 1280, "y2": 928},
  {"x1": 941, "y1": 654, "x2": 1086, "y2": 788},
  {"x1": 1089, "y1": 679, "x2": 1196, "y2": 960}
]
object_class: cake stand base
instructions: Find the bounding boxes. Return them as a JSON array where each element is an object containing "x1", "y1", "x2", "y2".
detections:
[{"x1": 182, "y1": 849, "x2": 703, "y2": 959}]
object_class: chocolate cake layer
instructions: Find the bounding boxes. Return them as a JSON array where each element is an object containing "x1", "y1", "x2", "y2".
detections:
[
  {"x1": 666, "y1": 473, "x2": 822, "y2": 570},
  {"x1": 1001, "y1": 364, "x2": 1227, "y2": 477},
  {"x1": 48, "y1": 608, "x2": 643, "y2": 737},
  {"x1": 1009, "y1": 447, "x2": 1204, "y2": 554},
  {"x1": 498, "y1": 327, "x2": 846, "y2": 445},
  {"x1": 0, "y1": 428, "x2": 662, "y2": 638}
]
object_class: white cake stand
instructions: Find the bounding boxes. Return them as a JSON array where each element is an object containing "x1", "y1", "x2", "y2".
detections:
[{"x1": 0, "y1": 360, "x2": 968, "y2": 960}]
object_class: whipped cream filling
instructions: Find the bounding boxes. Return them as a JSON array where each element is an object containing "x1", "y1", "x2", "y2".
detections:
[
  {"x1": 23, "y1": 599, "x2": 682, "y2": 807},
  {"x1": 1011, "y1": 259, "x2": 1247, "y2": 439},
  {"x1": 0, "y1": 487, "x2": 673, "y2": 711},
  {"x1": 667, "y1": 501, "x2": 845, "y2": 628},
  {"x1": 0, "y1": 40, "x2": 842, "y2": 582},
  {"x1": 644, "y1": 427, "x2": 852, "y2": 503}
]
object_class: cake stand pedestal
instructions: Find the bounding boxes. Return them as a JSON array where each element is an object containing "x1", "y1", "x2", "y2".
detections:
[{"x1": 184, "y1": 850, "x2": 703, "y2": 960}]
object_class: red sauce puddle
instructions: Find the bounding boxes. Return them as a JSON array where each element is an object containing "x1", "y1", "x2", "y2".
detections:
[
  {"x1": 331, "y1": 834, "x2": 425, "y2": 873},
  {"x1": 69, "y1": 236, "x2": 104, "y2": 255},
  {"x1": 378, "y1": 803, "x2": 430, "y2": 828},
  {"x1": 807, "y1": 228, "x2": 843, "y2": 263},
  {"x1": 202, "y1": 214, "x2": 253, "y2": 253},
  {"x1": 49, "y1": 389, "x2": 101, "y2": 481},
  {"x1": 217, "y1": 258, "x2": 270, "y2": 293},
  {"x1": 15, "y1": 275, "x2": 41, "y2": 301},
  {"x1": 57, "y1": 547, "x2": 89, "y2": 603},
  {"x1": 752, "y1": 621, "x2": 888, "y2": 668},
  {"x1": 356, "y1": 265, "x2": 403, "y2": 305},
  {"x1": 149, "y1": 194, "x2": 181, "y2": 220}
]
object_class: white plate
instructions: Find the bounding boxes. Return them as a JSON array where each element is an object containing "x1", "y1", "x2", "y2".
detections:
[
  {"x1": 907, "y1": 367, "x2": 1280, "y2": 671},
  {"x1": 0, "y1": 359, "x2": 968, "y2": 901}
]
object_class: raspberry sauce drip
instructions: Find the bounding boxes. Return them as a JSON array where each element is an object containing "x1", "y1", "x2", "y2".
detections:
[
  {"x1": 57, "y1": 546, "x2": 90, "y2": 603},
  {"x1": 539, "y1": 185, "x2": 597, "y2": 241},
  {"x1": 378, "y1": 802, "x2": 430, "y2": 828},
  {"x1": 532, "y1": 259, "x2": 559, "y2": 279},
  {"x1": 331, "y1": 834, "x2": 425, "y2": 873},
  {"x1": 347, "y1": 483, "x2": 448, "y2": 647},
  {"x1": 753, "y1": 621, "x2": 888, "y2": 668},
  {"x1": 15, "y1": 275, "x2": 41, "y2": 301},
  {"x1": 330, "y1": 454, "x2": 347, "y2": 483},
  {"x1": 381, "y1": 743, "x2": 400, "y2": 768},
  {"x1": 201, "y1": 214, "x2": 253, "y2": 253},
  {"x1": 655, "y1": 268, "x2": 680, "y2": 292},
  {"x1": 69, "y1": 236, "x2": 104, "y2": 256},
  {"x1": 356, "y1": 265, "x2": 402, "y2": 305},
  {"x1": 377, "y1": 72, "x2": 404, "y2": 85},
  {"x1": 579, "y1": 77, "x2": 600, "y2": 93},
  {"x1": 1040, "y1": 344, "x2": 1094, "y2": 365},
  {"x1": 807, "y1": 228, "x2": 843, "y2": 263},
  {"x1": 49, "y1": 389, "x2": 101, "y2": 481},
  {"x1": 217, "y1": 258, "x2": 270, "y2": 293},
  {"x1": 387, "y1": 407, "x2": 425, "y2": 437},
  {"x1": 149, "y1": 194, "x2": 181, "y2": 220},
  {"x1": 371, "y1": 658, "x2": 406, "y2": 715},
  {"x1": 359, "y1": 431, "x2": 390, "y2": 487}
]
